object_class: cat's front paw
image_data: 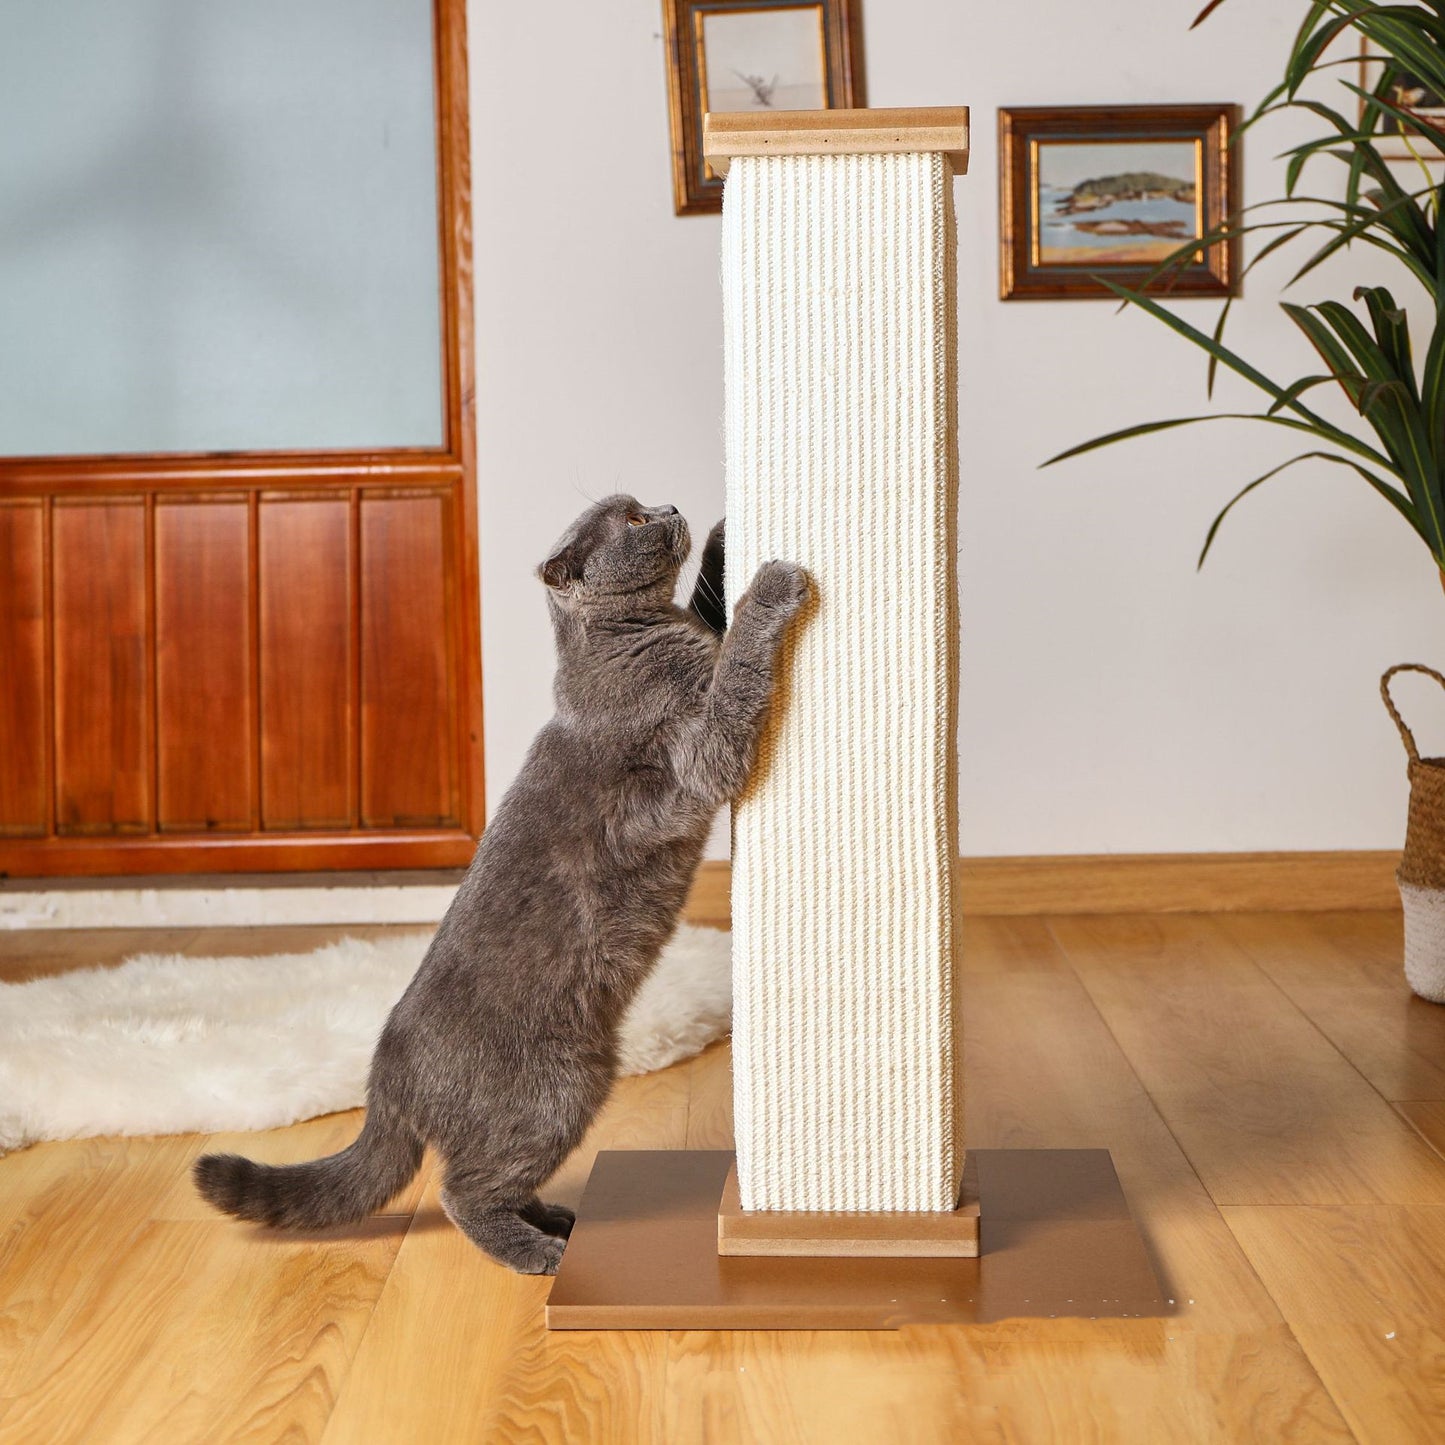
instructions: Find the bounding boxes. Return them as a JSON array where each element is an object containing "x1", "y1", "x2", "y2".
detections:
[{"x1": 748, "y1": 560, "x2": 810, "y2": 615}]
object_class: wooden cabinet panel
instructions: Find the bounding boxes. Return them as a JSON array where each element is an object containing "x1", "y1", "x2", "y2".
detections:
[
  {"x1": 155, "y1": 500, "x2": 253, "y2": 831},
  {"x1": 0, "y1": 476, "x2": 481, "y2": 875},
  {"x1": 52, "y1": 502, "x2": 149, "y2": 834},
  {"x1": 259, "y1": 498, "x2": 354, "y2": 830},
  {"x1": 360, "y1": 494, "x2": 457, "y2": 828},
  {"x1": 0, "y1": 502, "x2": 47, "y2": 835}
]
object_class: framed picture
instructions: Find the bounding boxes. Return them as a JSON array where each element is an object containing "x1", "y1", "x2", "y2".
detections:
[
  {"x1": 1359, "y1": 39, "x2": 1445, "y2": 158},
  {"x1": 998, "y1": 105, "x2": 1240, "y2": 301},
  {"x1": 662, "y1": 0, "x2": 863, "y2": 216}
]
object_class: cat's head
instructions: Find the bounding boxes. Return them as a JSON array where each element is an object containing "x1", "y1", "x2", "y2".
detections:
[{"x1": 538, "y1": 495, "x2": 691, "y2": 611}]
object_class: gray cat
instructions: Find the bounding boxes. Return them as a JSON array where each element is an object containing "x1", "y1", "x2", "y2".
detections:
[{"x1": 195, "y1": 495, "x2": 807, "y2": 1275}]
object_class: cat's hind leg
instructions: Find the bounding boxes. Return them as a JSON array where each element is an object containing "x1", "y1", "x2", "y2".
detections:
[
  {"x1": 440, "y1": 1181, "x2": 566, "y2": 1275},
  {"x1": 435, "y1": 1087, "x2": 592, "y2": 1272},
  {"x1": 520, "y1": 1196, "x2": 575, "y2": 1239}
]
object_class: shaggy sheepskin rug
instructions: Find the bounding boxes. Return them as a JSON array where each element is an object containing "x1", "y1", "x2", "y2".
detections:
[{"x1": 0, "y1": 924, "x2": 731, "y2": 1154}]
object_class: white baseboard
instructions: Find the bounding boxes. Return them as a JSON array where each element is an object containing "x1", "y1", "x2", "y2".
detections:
[{"x1": 0, "y1": 876, "x2": 461, "y2": 930}]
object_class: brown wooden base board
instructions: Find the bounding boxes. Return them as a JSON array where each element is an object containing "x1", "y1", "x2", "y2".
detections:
[
  {"x1": 717, "y1": 1162, "x2": 979, "y2": 1257},
  {"x1": 960, "y1": 849, "x2": 1401, "y2": 915},
  {"x1": 684, "y1": 850, "x2": 1403, "y2": 923},
  {"x1": 545, "y1": 1149, "x2": 1165, "y2": 1330}
]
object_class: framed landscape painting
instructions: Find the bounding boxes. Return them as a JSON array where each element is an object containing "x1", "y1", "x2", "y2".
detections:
[
  {"x1": 999, "y1": 105, "x2": 1240, "y2": 300},
  {"x1": 662, "y1": 0, "x2": 863, "y2": 215}
]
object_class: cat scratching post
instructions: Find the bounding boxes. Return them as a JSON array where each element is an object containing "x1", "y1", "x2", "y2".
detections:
[
  {"x1": 711, "y1": 109, "x2": 974, "y2": 1251},
  {"x1": 547, "y1": 109, "x2": 1164, "y2": 1329}
]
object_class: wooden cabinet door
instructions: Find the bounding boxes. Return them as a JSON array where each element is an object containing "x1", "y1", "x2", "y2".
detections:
[{"x1": 0, "y1": 1, "x2": 482, "y2": 877}]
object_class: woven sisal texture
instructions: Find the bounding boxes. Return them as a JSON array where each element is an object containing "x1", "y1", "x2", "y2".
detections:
[{"x1": 723, "y1": 152, "x2": 962, "y2": 1212}]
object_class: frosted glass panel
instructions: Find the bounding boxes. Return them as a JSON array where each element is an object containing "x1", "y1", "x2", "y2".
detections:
[{"x1": 0, "y1": 0, "x2": 444, "y2": 455}]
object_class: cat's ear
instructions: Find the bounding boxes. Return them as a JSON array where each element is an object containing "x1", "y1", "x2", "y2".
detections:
[{"x1": 539, "y1": 548, "x2": 579, "y2": 591}]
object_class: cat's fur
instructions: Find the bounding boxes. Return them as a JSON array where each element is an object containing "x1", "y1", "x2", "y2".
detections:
[{"x1": 194, "y1": 495, "x2": 806, "y2": 1274}]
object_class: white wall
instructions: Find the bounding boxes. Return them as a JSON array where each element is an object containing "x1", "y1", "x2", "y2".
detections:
[{"x1": 470, "y1": 0, "x2": 1445, "y2": 859}]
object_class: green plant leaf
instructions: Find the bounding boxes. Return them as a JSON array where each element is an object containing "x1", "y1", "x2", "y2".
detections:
[
  {"x1": 1282, "y1": 190, "x2": 1437, "y2": 293},
  {"x1": 1310, "y1": 298, "x2": 1445, "y2": 547},
  {"x1": 1423, "y1": 309, "x2": 1445, "y2": 453},
  {"x1": 1286, "y1": 11, "x2": 1367, "y2": 98},
  {"x1": 1098, "y1": 282, "x2": 1397, "y2": 471},
  {"x1": 1355, "y1": 285, "x2": 1417, "y2": 400},
  {"x1": 1207, "y1": 298, "x2": 1234, "y2": 400},
  {"x1": 1356, "y1": 376, "x2": 1413, "y2": 413},
  {"x1": 1357, "y1": 15, "x2": 1445, "y2": 97},
  {"x1": 1105, "y1": 282, "x2": 1313, "y2": 414},
  {"x1": 1042, "y1": 409, "x2": 1395, "y2": 473},
  {"x1": 1198, "y1": 450, "x2": 1421, "y2": 567},
  {"x1": 1266, "y1": 375, "x2": 1339, "y2": 414},
  {"x1": 1314, "y1": 298, "x2": 1407, "y2": 383}
]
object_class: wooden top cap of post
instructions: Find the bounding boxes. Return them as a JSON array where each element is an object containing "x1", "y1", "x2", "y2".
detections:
[{"x1": 703, "y1": 106, "x2": 969, "y2": 178}]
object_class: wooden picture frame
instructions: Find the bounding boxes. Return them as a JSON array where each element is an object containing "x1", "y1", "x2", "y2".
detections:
[
  {"x1": 1359, "y1": 38, "x2": 1445, "y2": 160},
  {"x1": 998, "y1": 104, "x2": 1240, "y2": 301},
  {"x1": 662, "y1": 0, "x2": 864, "y2": 216}
]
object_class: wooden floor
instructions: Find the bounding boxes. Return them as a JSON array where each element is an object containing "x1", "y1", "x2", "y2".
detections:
[{"x1": 2, "y1": 912, "x2": 1445, "y2": 1443}]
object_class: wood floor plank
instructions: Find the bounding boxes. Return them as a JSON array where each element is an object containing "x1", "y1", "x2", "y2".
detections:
[
  {"x1": 665, "y1": 1330, "x2": 983, "y2": 1445},
  {"x1": 317, "y1": 1221, "x2": 550, "y2": 1445},
  {"x1": 174, "y1": 924, "x2": 432, "y2": 959},
  {"x1": 0, "y1": 923, "x2": 425, "y2": 983},
  {"x1": 468, "y1": 1316, "x2": 672, "y2": 1444},
  {"x1": 1218, "y1": 912, "x2": 1445, "y2": 1102},
  {"x1": 0, "y1": 1133, "x2": 201, "y2": 1396},
  {"x1": 933, "y1": 1318, "x2": 1324, "y2": 1445},
  {"x1": 1224, "y1": 1204, "x2": 1445, "y2": 1445},
  {"x1": 662, "y1": 917, "x2": 1353, "y2": 1445},
  {"x1": 1396, "y1": 1101, "x2": 1445, "y2": 1160},
  {"x1": 684, "y1": 1039, "x2": 734, "y2": 1149},
  {"x1": 956, "y1": 913, "x2": 1073, "y2": 975},
  {"x1": 1, "y1": 1219, "x2": 402, "y2": 1444},
  {"x1": 1050, "y1": 913, "x2": 1445, "y2": 1206},
  {"x1": 319, "y1": 1068, "x2": 689, "y2": 1443},
  {"x1": 0, "y1": 928, "x2": 199, "y2": 983}
]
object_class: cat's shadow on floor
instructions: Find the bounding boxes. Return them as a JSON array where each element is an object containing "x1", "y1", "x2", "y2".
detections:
[{"x1": 250, "y1": 1207, "x2": 455, "y2": 1244}]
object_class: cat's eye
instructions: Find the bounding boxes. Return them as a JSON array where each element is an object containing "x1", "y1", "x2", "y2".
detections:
[{"x1": 626, "y1": 513, "x2": 648, "y2": 527}]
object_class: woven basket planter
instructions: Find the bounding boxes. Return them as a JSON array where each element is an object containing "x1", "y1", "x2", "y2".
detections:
[{"x1": 1382, "y1": 664, "x2": 1445, "y2": 1003}]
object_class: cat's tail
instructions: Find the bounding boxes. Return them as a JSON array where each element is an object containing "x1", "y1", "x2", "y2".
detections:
[{"x1": 192, "y1": 1106, "x2": 424, "y2": 1230}]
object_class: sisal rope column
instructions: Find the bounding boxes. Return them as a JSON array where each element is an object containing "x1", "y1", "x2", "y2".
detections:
[{"x1": 710, "y1": 110, "x2": 968, "y2": 1218}]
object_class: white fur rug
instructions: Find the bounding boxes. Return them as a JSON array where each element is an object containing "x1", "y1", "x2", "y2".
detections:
[{"x1": 0, "y1": 925, "x2": 732, "y2": 1154}]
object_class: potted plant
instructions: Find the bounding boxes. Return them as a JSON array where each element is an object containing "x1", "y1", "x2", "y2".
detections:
[{"x1": 1049, "y1": 0, "x2": 1445, "y2": 1001}]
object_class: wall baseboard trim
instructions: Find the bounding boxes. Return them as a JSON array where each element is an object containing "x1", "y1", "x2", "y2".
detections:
[
  {"x1": 1, "y1": 851, "x2": 1402, "y2": 931},
  {"x1": 688, "y1": 850, "x2": 1403, "y2": 923},
  {"x1": 0, "y1": 879, "x2": 460, "y2": 932},
  {"x1": 957, "y1": 850, "x2": 1401, "y2": 916}
]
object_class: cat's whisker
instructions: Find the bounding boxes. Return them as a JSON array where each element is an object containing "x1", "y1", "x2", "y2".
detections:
[{"x1": 696, "y1": 573, "x2": 725, "y2": 614}]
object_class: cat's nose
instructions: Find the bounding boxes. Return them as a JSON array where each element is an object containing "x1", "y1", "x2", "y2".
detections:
[{"x1": 656, "y1": 504, "x2": 679, "y2": 516}]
